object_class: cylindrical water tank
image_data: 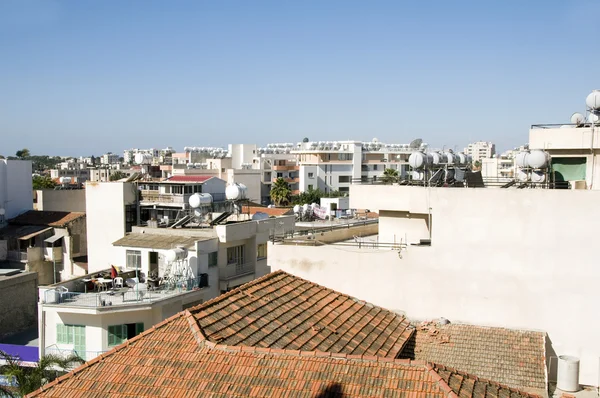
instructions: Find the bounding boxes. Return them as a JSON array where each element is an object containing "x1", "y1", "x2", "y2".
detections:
[
  {"x1": 411, "y1": 170, "x2": 424, "y2": 181},
  {"x1": 515, "y1": 151, "x2": 530, "y2": 168},
  {"x1": 444, "y1": 152, "x2": 455, "y2": 165},
  {"x1": 293, "y1": 205, "x2": 301, "y2": 213},
  {"x1": 557, "y1": 355, "x2": 580, "y2": 392},
  {"x1": 59, "y1": 176, "x2": 71, "y2": 184},
  {"x1": 431, "y1": 152, "x2": 446, "y2": 165},
  {"x1": 527, "y1": 150, "x2": 550, "y2": 169},
  {"x1": 189, "y1": 193, "x2": 213, "y2": 208},
  {"x1": 531, "y1": 170, "x2": 546, "y2": 183},
  {"x1": 456, "y1": 153, "x2": 467, "y2": 165},
  {"x1": 517, "y1": 169, "x2": 529, "y2": 182},
  {"x1": 408, "y1": 152, "x2": 433, "y2": 169},
  {"x1": 165, "y1": 248, "x2": 187, "y2": 263},
  {"x1": 134, "y1": 153, "x2": 152, "y2": 165},
  {"x1": 302, "y1": 204, "x2": 310, "y2": 213},
  {"x1": 225, "y1": 183, "x2": 248, "y2": 200},
  {"x1": 586, "y1": 90, "x2": 600, "y2": 110},
  {"x1": 589, "y1": 113, "x2": 600, "y2": 124}
]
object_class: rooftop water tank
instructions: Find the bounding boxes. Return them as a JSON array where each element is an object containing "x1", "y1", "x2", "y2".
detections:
[
  {"x1": 515, "y1": 151, "x2": 530, "y2": 168},
  {"x1": 431, "y1": 152, "x2": 446, "y2": 166},
  {"x1": 571, "y1": 112, "x2": 585, "y2": 126},
  {"x1": 557, "y1": 355, "x2": 580, "y2": 392},
  {"x1": 165, "y1": 247, "x2": 187, "y2": 263},
  {"x1": 531, "y1": 170, "x2": 546, "y2": 183},
  {"x1": 408, "y1": 152, "x2": 432, "y2": 169},
  {"x1": 293, "y1": 205, "x2": 301, "y2": 213},
  {"x1": 225, "y1": 183, "x2": 248, "y2": 201},
  {"x1": 188, "y1": 193, "x2": 213, "y2": 208},
  {"x1": 588, "y1": 113, "x2": 600, "y2": 124},
  {"x1": 411, "y1": 170, "x2": 424, "y2": 181},
  {"x1": 134, "y1": 153, "x2": 152, "y2": 165},
  {"x1": 444, "y1": 152, "x2": 456, "y2": 165},
  {"x1": 59, "y1": 176, "x2": 71, "y2": 184},
  {"x1": 517, "y1": 169, "x2": 529, "y2": 182},
  {"x1": 527, "y1": 150, "x2": 550, "y2": 169},
  {"x1": 456, "y1": 153, "x2": 467, "y2": 165},
  {"x1": 586, "y1": 90, "x2": 600, "y2": 110}
]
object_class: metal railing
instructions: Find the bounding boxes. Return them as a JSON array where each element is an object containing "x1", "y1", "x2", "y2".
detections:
[
  {"x1": 42, "y1": 276, "x2": 204, "y2": 308},
  {"x1": 269, "y1": 219, "x2": 378, "y2": 242},
  {"x1": 45, "y1": 346, "x2": 107, "y2": 361},
  {"x1": 220, "y1": 262, "x2": 255, "y2": 280}
]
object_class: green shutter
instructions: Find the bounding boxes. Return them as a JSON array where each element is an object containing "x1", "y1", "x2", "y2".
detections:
[
  {"x1": 551, "y1": 157, "x2": 587, "y2": 182},
  {"x1": 73, "y1": 325, "x2": 86, "y2": 358},
  {"x1": 135, "y1": 323, "x2": 144, "y2": 336},
  {"x1": 108, "y1": 325, "x2": 117, "y2": 346}
]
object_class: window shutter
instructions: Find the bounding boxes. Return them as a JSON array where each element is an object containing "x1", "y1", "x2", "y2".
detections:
[{"x1": 136, "y1": 323, "x2": 144, "y2": 335}]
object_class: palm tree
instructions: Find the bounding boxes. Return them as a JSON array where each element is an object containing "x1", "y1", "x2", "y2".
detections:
[
  {"x1": 270, "y1": 177, "x2": 291, "y2": 206},
  {"x1": 109, "y1": 171, "x2": 127, "y2": 181},
  {"x1": 0, "y1": 351, "x2": 84, "y2": 397},
  {"x1": 380, "y1": 168, "x2": 399, "y2": 184}
]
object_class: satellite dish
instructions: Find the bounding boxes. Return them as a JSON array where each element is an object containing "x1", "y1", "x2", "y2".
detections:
[
  {"x1": 571, "y1": 112, "x2": 585, "y2": 126},
  {"x1": 409, "y1": 138, "x2": 423, "y2": 149}
]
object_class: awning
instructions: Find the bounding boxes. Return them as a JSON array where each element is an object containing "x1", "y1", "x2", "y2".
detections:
[
  {"x1": 45, "y1": 230, "x2": 67, "y2": 244},
  {"x1": 18, "y1": 227, "x2": 52, "y2": 241}
]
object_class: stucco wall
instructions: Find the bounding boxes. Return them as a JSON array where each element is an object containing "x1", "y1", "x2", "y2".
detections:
[
  {"x1": 0, "y1": 272, "x2": 38, "y2": 339},
  {"x1": 86, "y1": 182, "x2": 136, "y2": 273},
  {"x1": 1, "y1": 160, "x2": 33, "y2": 219},
  {"x1": 270, "y1": 184, "x2": 600, "y2": 386},
  {"x1": 35, "y1": 189, "x2": 86, "y2": 212}
]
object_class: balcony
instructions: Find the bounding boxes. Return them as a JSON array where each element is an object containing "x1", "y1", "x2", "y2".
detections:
[
  {"x1": 272, "y1": 177, "x2": 300, "y2": 183},
  {"x1": 220, "y1": 262, "x2": 255, "y2": 281},
  {"x1": 140, "y1": 191, "x2": 187, "y2": 204},
  {"x1": 45, "y1": 346, "x2": 107, "y2": 361},
  {"x1": 272, "y1": 165, "x2": 299, "y2": 171}
]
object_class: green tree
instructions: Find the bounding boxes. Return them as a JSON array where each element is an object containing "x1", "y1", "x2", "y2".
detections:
[
  {"x1": 380, "y1": 168, "x2": 399, "y2": 184},
  {"x1": 109, "y1": 171, "x2": 127, "y2": 181},
  {"x1": 473, "y1": 160, "x2": 482, "y2": 170},
  {"x1": 270, "y1": 177, "x2": 291, "y2": 206},
  {"x1": 0, "y1": 155, "x2": 5, "y2": 159},
  {"x1": 0, "y1": 351, "x2": 84, "y2": 397},
  {"x1": 15, "y1": 149, "x2": 30, "y2": 159},
  {"x1": 32, "y1": 175, "x2": 57, "y2": 190}
]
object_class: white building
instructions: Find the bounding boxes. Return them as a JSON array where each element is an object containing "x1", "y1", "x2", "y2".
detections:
[
  {"x1": 39, "y1": 211, "x2": 294, "y2": 362},
  {"x1": 0, "y1": 159, "x2": 33, "y2": 223},
  {"x1": 268, "y1": 183, "x2": 600, "y2": 387},
  {"x1": 464, "y1": 141, "x2": 496, "y2": 162},
  {"x1": 287, "y1": 139, "x2": 420, "y2": 194},
  {"x1": 100, "y1": 153, "x2": 120, "y2": 165}
]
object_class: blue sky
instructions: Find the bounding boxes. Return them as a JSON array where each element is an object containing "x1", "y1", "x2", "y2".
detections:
[{"x1": 1, "y1": 0, "x2": 599, "y2": 156}]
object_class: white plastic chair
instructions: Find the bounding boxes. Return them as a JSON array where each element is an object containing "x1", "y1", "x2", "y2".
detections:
[{"x1": 113, "y1": 277, "x2": 124, "y2": 288}]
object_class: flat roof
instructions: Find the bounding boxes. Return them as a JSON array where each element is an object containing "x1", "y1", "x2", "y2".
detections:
[{"x1": 112, "y1": 232, "x2": 215, "y2": 250}]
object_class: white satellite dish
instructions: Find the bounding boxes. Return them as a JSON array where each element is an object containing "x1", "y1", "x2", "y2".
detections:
[{"x1": 571, "y1": 112, "x2": 585, "y2": 126}]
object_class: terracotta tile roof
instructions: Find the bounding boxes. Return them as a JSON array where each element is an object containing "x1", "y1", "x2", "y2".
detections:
[
  {"x1": 400, "y1": 321, "x2": 547, "y2": 392},
  {"x1": 242, "y1": 205, "x2": 293, "y2": 217},
  {"x1": 191, "y1": 270, "x2": 413, "y2": 357},
  {"x1": 28, "y1": 311, "x2": 542, "y2": 398},
  {"x1": 9, "y1": 210, "x2": 85, "y2": 228}
]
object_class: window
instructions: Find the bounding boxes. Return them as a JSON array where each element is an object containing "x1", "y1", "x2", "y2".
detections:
[
  {"x1": 257, "y1": 244, "x2": 267, "y2": 260},
  {"x1": 126, "y1": 250, "x2": 141, "y2": 269},
  {"x1": 338, "y1": 176, "x2": 351, "y2": 183},
  {"x1": 72, "y1": 235, "x2": 80, "y2": 253},
  {"x1": 125, "y1": 204, "x2": 137, "y2": 233},
  {"x1": 373, "y1": 165, "x2": 378, "y2": 171},
  {"x1": 57, "y1": 324, "x2": 85, "y2": 354},
  {"x1": 277, "y1": 172, "x2": 283, "y2": 178},
  {"x1": 208, "y1": 252, "x2": 218, "y2": 267},
  {"x1": 339, "y1": 187, "x2": 349, "y2": 193},
  {"x1": 308, "y1": 173, "x2": 314, "y2": 178},
  {"x1": 227, "y1": 245, "x2": 245, "y2": 265},
  {"x1": 149, "y1": 184, "x2": 159, "y2": 191},
  {"x1": 338, "y1": 153, "x2": 353, "y2": 161},
  {"x1": 172, "y1": 185, "x2": 183, "y2": 194},
  {"x1": 108, "y1": 323, "x2": 144, "y2": 346},
  {"x1": 308, "y1": 184, "x2": 313, "y2": 190},
  {"x1": 184, "y1": 186, "x2": 193, "y2": 194}
]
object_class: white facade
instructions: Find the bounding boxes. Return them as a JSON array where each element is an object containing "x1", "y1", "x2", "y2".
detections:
[
  {"x1": 268, "y1": 184, "x2": 600, "y2": 386},
  {"x1": 0, "y1": 159, "x2": 33, "y2": 223},
  {"x1": 86, "y1": 182, "x2": 137, "y2": 274},
  {"x1": 100, "y1": 153, "x2": 120, "y2": 165},
  {"x1": 464, "y1": 141, "x2": 496, "y2": 162}
]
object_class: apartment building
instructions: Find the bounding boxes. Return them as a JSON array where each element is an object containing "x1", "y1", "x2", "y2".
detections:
[
  {"x1": 0, "y1": 159, "x2": 33, "y2": 223},
  {"x1": 287, "y1": 140, "x2": 419, "y2": 194},
  {"x1": 99, "y1": 152, "x2": 120, "y2": 165},
  {"x1": 464, "y1": 141, "x2": 496, "y2": 162},
  {"x1": 38, "y1": 212, "x2": 294, "y2": 362}
]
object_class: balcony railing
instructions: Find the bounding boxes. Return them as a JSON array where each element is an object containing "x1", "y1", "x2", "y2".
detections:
[
  {"x1": 220, "y1": 262, "x2": 255, "y2": 280},
  {"x1": 272, "y1": 177, "x2": 299, "y2": 183},
  {"x1": 45, "y1": 346, "x2": 107, "y2": 362},
  {"x1": 272, "y1": 165, "x2": 299, "y2": 171},
  {"x1": 42, "y1": 276, "x2": 205, "y2": 308}
]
